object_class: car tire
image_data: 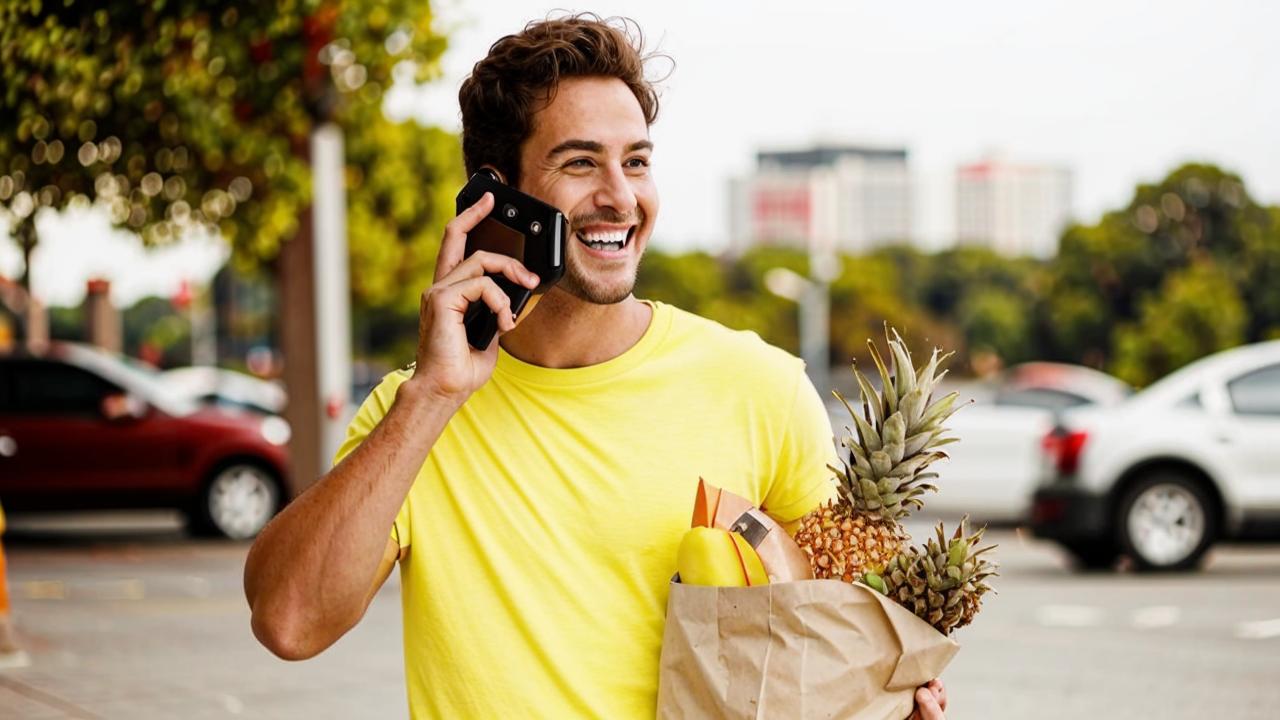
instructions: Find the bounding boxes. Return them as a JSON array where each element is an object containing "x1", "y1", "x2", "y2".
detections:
[
  {"x1": 189, "y1": 461, "x2": 283, "y2": 540},
  {"x1": 1117, "y1": 470, "x2": 1217, "y2": 572},
  {"x1": 1061, "y1": 539, "x2": 1120, "y2": 571}
]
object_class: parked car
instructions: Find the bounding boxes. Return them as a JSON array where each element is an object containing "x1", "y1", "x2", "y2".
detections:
[
  {"x1": 0, "y1": 343, "x2": 290, "y2": 539},
  {"x1": 1032, "y1": 340, "x2": 1280, "y2": 571},
  {"x1": 927, "y1": 363, "x2": 1132, "y2": 522},
  {"x1": 973, "y1": 362, "x2": 1133, "y2": 410},
  {"x1": 158, "y1": 366, "x2": 286, "y2": 416}
]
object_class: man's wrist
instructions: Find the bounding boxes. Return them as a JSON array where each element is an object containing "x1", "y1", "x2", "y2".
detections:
[{"x1": 396, "y1": 374, "x2": 468, "y2": 415}]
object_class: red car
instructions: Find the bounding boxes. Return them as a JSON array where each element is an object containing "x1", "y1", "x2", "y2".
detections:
[{"x1": 0, "y1": 343, "x2": 289, "y2": 539}]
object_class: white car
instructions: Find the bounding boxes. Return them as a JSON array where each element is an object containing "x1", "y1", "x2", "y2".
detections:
[
  {"x1": 158, "y1": 366, "x2": 287, "y2": 416},
  {"x1": 1031, "y1": 340, "x2": 1280, "y2": 571},
  {"x1": 925, "y1": 364, "x2": 1131, "y2": 523}
]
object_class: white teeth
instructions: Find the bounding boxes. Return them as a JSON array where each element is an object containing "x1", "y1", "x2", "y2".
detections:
[
  {"x1": 578, "y1": 229, "x2": 630, "y2": 252},
  {"x1": 580, "y1": 230, "x2": 628, "y2": 243}
]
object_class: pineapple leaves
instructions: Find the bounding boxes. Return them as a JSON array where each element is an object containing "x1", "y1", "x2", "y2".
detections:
[
  {"x1": 868, "y1": 339, "x2": 898, "y2": 414},
  {"x1": 890, "y1": 337, "x2": 915, "y2": 400},
  {"x1": 853, "y1": 413, "x2": 882, "y2": 453},
  {"x1": 853, "y1": 365, "x2": 884, "y2": 429}
]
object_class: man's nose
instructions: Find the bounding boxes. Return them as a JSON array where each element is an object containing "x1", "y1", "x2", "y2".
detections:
[{"x1": 593, "y1": 164, "x2": 637, "y2": 215}]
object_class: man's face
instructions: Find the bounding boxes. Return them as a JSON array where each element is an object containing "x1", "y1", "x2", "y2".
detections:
[{"x1": 515, "y1": 76, "x2": 658, "y2": 305}]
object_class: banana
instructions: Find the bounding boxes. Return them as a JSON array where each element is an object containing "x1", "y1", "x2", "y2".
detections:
[{"x1": 677, "y1": 527, "x2": 770, "y2": 587}]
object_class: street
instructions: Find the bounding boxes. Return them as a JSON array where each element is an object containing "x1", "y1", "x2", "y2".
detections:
[{"x1": 1, "y1": 512, "x2": 1278, "y2": 719}]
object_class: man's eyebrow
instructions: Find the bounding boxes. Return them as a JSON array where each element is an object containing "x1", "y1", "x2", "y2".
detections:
[
  {"x1": 547, "y1": 139, "x2": 604, "y2": 157},
  {"x1": 546, "y1": 139, "x2": 654, "y2": 157}
]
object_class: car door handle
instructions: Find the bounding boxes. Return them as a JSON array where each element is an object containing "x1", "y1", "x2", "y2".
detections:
[{"x1": 0, "y1": 434, "x2": 16, "y2": 458}]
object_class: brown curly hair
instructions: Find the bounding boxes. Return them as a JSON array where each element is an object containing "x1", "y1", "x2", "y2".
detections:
[{"x1": 458, "y1": 14, "x2": 664, "y2": 187}]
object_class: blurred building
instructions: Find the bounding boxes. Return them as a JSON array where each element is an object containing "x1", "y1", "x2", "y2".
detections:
[
  {"x1": 728, "y1": 145, "x2": 914, "y2": 257},
  {"x1": 955, "y1": 155, "x2": 1074, "y2": 258}
]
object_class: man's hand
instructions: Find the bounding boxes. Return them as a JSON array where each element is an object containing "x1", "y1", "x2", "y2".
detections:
[
  {"x1": 907, "y1": 678, "x2": 947, "y2": 720},
  {"x1": 408, "y1": 191, "x2": 540, "y2": 404}
]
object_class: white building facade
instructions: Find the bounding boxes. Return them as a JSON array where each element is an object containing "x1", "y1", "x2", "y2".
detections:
[
  {"x1": 729, "y1": 146, "x2": 913, "y2": 257},
  {"x1": 955, "y1": 157, "x2": 1074, "y2": 258}
]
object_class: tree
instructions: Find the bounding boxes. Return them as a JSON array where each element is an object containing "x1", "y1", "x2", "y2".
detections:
[
  {"x1": 1, "y1": 1, "x2": 455, "y2": 492},
  {"x1": 1, "y1": 2, "x2": 448, "y2": 278},
  {"x1": 1040, "y1": 163, "x2": 1279, "y2": 369},
  {"x1": 1109, "y1": 259, "x2": 1246, "y2": 386}
]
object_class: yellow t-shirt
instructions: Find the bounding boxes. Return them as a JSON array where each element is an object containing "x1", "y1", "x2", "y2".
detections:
[{"x1": 334, "y1": 301, "x2": 837, "y2": 719}]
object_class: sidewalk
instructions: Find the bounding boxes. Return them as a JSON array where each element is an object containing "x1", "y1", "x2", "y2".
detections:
[{"x1": 0, "y1": 530, "x2": 407, "y2": 719}]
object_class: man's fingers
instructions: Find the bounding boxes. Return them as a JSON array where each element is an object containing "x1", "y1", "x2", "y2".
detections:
[
  {"x1": 434, "y1": 192, "x2": 496, "y2": 282},
  {"x1": 929, "y1": 679, "x2": 947, "y2": 711},
  {"x1": 438, "y1": 250, "x2": 540, "y2": 289},
  {"x1": 442, "y1": 276, "x2": 516, "y2": 332},
  {"x1": 914, "y1": 686, "x2": 945, "y2": 720}
]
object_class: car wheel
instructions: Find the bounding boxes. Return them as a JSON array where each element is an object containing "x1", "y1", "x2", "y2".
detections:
[
  {"x1": 1062, "y1": 539, "x2": 1120, "y2": 571},
  {"x1": 1117, "y1": 471, "x2": 1217, "y2": 572},
  {"x1": 192, "y1": 462, "x2": 282, "y2": 540}
]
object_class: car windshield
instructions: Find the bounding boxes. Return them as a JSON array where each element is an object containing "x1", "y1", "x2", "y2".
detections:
[
  {"x1": 63, "y1": 345, "x2": 202, "y2": 417},
  {"x1": 993, "y1": 387, "x2": 1092, "y2": 411}
]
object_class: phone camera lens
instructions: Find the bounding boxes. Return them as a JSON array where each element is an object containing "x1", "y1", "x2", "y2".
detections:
[
  {"x1": 503, "y1": 204, "x2": 518, "y2": 220},
  {"x1": 529, "y1": 220, "x2": 543, "y2": 235}
]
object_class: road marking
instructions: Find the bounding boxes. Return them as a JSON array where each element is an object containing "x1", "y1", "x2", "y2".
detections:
[
  {"x1": 217, "y1": 692, "x2": 245, "y2": 715},
  {"x1": 1036, "y1": 605, "x2": 1104, "y2": 627},
  {"x1": 19, "y1": 580, "x2": 66, "y2": 600},
  {"x1": 86, "y1": 579, "x2": 146, "y2": 601},
  {"x1": 1131, "y1": 605, "x2": 1180, "y2": 629},
  {"x1": 1235, "y1": 618, "x2": 1280, "y2": 640},
  {"x1": 0, "y1": 676, "x2": 101, "y2": 719},
  {"x1": 182, "y1": 575, "x2": 212, "y2": 598}
]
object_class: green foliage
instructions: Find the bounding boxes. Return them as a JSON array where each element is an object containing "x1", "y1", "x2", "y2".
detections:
[
  {"x1": 958, "y1": 288, "x2": 1032, "y2": 364},
  {"x1": 1041, "y1": 163, "x2": 1278, "y2": 373},
  {"x1": 123, "y1": 295, "x2": 190, "y2": 365},
  {"x1": 1109, "y1": 260, "x2": 1246, "y2": 386},
  {"x1": 0, "y1": 0, "x2": 449, "y2": 273},
  {"x1": 343, "y1": 104, "x2": 463, "y2": 311}
]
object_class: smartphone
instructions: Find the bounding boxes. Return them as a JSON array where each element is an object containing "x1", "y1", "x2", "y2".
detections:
[{"x1": 455, "y1": 170, "x2": 568, "y2": 349}]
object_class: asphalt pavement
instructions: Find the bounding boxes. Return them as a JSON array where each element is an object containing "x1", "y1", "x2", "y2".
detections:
[{"x1": 1, "y1": 511, "x2": 1278, "y2": 719}]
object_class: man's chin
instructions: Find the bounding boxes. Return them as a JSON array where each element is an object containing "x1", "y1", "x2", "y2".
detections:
[{"x1": 557, "y1": 269, "x2": 636, "y2": 306}]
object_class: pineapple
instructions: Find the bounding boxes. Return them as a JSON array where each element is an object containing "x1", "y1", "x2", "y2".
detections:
[
  {"x1": 795, "y1": 329, "x2": 961, "y2": 582},
  {"x1": 872, "y1": 518, "x2": 998, "y2": 635}
]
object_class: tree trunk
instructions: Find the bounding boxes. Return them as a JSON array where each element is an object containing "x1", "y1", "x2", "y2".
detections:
[{"x1": 277, "y1": 212, "x2": 322, "y2": 498}]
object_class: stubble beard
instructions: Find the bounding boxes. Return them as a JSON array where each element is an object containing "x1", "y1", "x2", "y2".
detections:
[
  {"x1": 558, "y1": 208, "x2": 647, "y2": 305},
  {"x1": 556, "y1": 260, "x2": 639, "y2": 305}
]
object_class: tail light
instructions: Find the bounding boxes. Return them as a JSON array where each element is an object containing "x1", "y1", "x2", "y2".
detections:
[{"x1": 1042, "y1": 427, "x2": 1088, "y2": 476}]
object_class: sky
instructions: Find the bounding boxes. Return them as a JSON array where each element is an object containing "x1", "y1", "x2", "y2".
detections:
[{"x1": 4, "y1": 0, "x2": 1277, "y2": 307}]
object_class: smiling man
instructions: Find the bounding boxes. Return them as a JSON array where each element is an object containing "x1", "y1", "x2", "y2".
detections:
[{"x1": 244, "y1": 14, "x2": 944, "y2": 719}]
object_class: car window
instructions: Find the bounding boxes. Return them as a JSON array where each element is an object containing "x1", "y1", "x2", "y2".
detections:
[
  {"x1": 1228, "y1": 364, "x2": 1280, "y2": 416},
  {"x1": 993, "y1": 387, "x2": 1090, "y2": 410},
  {"x1": 2, "y1": 360, "x2": 120, "y2": 416},
  {"x1": 1176, "y1": 392, "x2": 1202, "y2": 409}
]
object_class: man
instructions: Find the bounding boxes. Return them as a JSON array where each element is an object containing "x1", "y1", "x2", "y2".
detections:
[{"x1": 244, "y1": 15, "x2": 946, "y2": 719}]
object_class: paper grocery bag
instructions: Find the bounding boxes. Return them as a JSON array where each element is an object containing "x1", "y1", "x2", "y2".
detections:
[{"x1": 657, "y1": 579, "x2": 959, "y2": 720}]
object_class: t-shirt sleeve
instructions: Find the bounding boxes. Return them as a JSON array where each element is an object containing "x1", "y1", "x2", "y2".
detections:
[
  {"x1": 332, "y1": 371, "x2": 413, "y2": 550},
  {"x1": 760, "y1": 364, "x2": 839, "y2": 524}
]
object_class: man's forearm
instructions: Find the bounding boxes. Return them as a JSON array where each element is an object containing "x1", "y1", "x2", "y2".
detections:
[{"x1": 244, "y1": 378, "x2": 460, "y2": 659}]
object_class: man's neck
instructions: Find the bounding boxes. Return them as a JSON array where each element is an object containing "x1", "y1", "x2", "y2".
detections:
[{"x1": 499, "y1": 290, "x2": 653, "y2": 369}]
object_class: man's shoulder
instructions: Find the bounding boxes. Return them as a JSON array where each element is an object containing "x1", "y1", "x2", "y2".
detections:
[
  {"x1": 657, "y1": 302, "x2": 805, "y2": 381},
  {"x1": 352, "y1": 366, "x2": 415, "y2": 423}
]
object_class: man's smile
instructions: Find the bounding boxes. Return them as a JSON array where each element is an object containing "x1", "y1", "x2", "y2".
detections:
[{"x1": 575, "y1": 224, "x2": 637, "y2": 258}]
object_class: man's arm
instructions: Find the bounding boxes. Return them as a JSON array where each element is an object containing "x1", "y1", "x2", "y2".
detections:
[
  {"x1": 243, "y1": 192, "x2": 541, "y2": 660},
  {"x1": 243, "y1": 383, "x2": 458, "y2": 660}
]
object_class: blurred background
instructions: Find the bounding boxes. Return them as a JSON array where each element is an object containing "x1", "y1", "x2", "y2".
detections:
[{"x1": 0, "y1": 1, "x2": 1278, "y2": 718}]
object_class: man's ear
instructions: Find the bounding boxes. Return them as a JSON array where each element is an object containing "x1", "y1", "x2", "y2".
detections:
[{"x1": 479, "y1": 165, "x2": 507, "y2": 184}]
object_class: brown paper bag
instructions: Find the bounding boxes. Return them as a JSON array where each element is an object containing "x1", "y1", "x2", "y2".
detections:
[{"x1": 657, "y1": 579, "x2": 959, "y2": 720}]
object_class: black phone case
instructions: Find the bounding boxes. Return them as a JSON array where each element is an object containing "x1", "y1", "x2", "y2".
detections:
[{"x1": 454, "y1": 171, "x2": 567, "y2": 350}]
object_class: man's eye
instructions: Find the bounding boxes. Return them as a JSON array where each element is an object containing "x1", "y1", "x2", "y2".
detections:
[
  {"x1": 566, "y1": 158, "x2": 595, "y2": 168},
  {"x1": 626, "y1": 157, "x2": 650, "y2": 168}
]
